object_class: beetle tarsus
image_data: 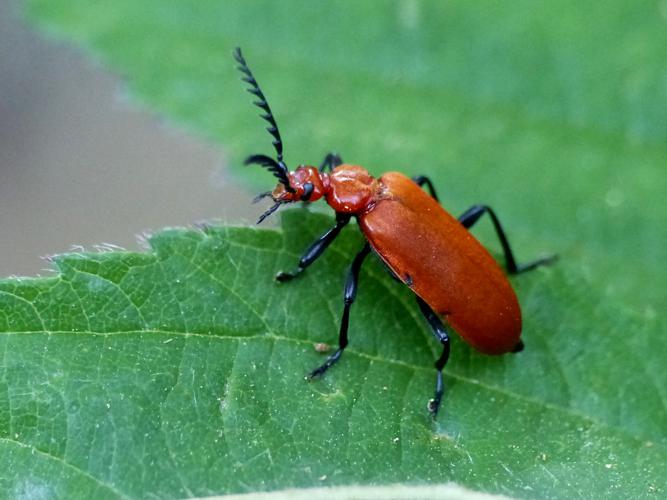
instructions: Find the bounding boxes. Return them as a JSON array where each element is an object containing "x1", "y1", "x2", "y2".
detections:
[
  {"x1": 416, "y1": 296, "x2": 451, "y2": 418},
  {"x1": 512, "y1": 340, "x2": 525, "y2": 353},
  {"x1": 307, "y1": 348, "x2": 344, "y2": 379},
  {"x1": 307, "y1": 244, "x2": 371, "y2": 382},
  {"x1": 514, "y1": 254, "x2": 559, "y2": 274},
  {"x1": 428, "y1": 371, "x2": 445, "y2": 417}
]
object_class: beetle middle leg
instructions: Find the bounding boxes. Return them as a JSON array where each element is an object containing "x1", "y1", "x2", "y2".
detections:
[
  {"x1": 458, "y1": 205, "x2": 557, "y2": 275},
  {"x1": 308, "y1": 243, "x2": 371, "y2": 379},
  {"x1": 276, "y1": 213, "x2": 351, "y2": 281},
  {"x1": 415, "y1": 295, "x2": 450, "y2": 417}
]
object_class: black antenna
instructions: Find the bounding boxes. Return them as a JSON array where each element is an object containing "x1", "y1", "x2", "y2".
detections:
[
  {"x1": 234, "y1": 47, "x2": 293, "y2": 191},
  {"x1": 243, "y1": 154, "x2": 291, "y2": 191}
]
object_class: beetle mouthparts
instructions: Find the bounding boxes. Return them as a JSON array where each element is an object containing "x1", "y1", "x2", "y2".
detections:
[{"x1": 252, "y1": 191, "x2": 274, "y2": 204}]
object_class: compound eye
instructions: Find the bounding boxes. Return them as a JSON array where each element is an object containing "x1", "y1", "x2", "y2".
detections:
[{"x1": 302, "y1": 182, "x2": 314, "y2": 201}]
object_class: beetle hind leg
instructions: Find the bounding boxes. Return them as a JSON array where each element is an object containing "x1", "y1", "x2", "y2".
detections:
[
  {"x1": 308, "y1": 243, "x2": 371, "y2": 379},
  {"x1": 412, "y1": 175, "x2": 439, "y2": 202},
  {"x1": 416, "y1": 296, "x2": 451, "y2": 417},
  {"x1": 458, "y1": 205, "x2": 557, "y2": 275}
]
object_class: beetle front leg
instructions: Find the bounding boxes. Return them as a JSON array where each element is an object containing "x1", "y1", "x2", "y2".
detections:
[
  {"x1": 458, "y1": 205, "x2": 557, "y2": 274},
  {"x1": 308, "y1": 243, "x2": 371, "y2": 379},
  {"x1": 276, "y1": 213, "x2": 351, "y2": 282},
  {"x1": 416, "y1": 296, "x2": 451, "y2": 417}
]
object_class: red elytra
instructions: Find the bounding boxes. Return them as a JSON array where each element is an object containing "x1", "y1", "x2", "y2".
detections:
[
  {"x1": 359, "y1": 171, "x2": 522, "y2": 356},
  {"x1": 234, "y1": 47, "x2": 554, "y2": 416}
]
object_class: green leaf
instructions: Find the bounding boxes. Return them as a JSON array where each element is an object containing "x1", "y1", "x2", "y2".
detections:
[
  {"x1": 4, "y1": 0, "x2": 665, "y2": 498},
  {"x1": 0, "y1": 211, "x2": 665, "y2": 498}
]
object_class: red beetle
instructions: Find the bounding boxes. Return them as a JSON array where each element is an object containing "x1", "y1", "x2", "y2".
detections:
[{"x1": 234, "y1": 48, "x2": 555, "y2": 416}]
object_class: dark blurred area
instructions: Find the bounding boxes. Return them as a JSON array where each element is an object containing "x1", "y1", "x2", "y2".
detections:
[{"x1": 0, "y1": 1, "x2": 252, "y2": 278}]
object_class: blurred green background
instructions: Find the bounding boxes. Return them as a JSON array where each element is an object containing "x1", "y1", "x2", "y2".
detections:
[{"x1": 2, "y1": 0, "x2": 665, "y2": 322}]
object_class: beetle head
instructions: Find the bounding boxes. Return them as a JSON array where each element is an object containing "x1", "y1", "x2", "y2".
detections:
[
  {"x1": 274, "y1": 166, "x2": 328, "y2": 203},
  {"x1": 252, "y1": 166, "x2": 329, "y2": 223}
]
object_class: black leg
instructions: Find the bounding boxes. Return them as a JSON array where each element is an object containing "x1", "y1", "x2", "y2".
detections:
[
  {"x1": 416, "y1": 296, "x2": 451, "y2": 417},
  {"x1": 319, "y1": 152, "x2": 343, "y2": 172},
  {"x1": 412, "y1": 175, "x2": 439, "y2": 202},
  {"x1": 309, "y1": 243, "x2": 371, "y2": 378},
  {"x1": 458, "y1": 205, "x2": 557, "y2": 274},
  {"x1": 276, "y1": 213, "x2": 351, "y2": 281}
]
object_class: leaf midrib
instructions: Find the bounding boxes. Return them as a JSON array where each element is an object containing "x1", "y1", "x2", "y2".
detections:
[{"x1": 2, "y1": 326, "x2": 662, "y2": 452}]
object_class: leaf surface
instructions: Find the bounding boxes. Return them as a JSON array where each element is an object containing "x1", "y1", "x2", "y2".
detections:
[{"x1": 1, "y1": 212, "x2": 666, "y2": 498}]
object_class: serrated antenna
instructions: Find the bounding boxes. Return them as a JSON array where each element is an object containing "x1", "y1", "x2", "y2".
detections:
[{"x1": 233, "y1": 47, "x2": 285, "y2": 163}]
